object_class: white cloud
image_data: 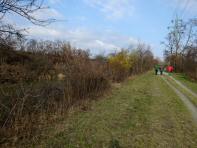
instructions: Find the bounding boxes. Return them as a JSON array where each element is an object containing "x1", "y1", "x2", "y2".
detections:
[
  {"x1": 84, "y1": 0, "x2": 135, "y2": 20},
  {"x1": 27, "y1": 26, "x2": 138, "y2": 55},
  {"x1": 28, "y1": 26, "x2": 61, "y2": 37},
  {"x1": 32, "y1": 8, "x2": 64, "y2": 20}
]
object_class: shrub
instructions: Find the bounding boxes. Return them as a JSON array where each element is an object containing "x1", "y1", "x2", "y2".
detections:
[
  {"x1": 0, "y1": 42, "x2": 110, "y2": 146},
  {"x1": 108, "y1": 50, "x2": 130, "y2": 82}
]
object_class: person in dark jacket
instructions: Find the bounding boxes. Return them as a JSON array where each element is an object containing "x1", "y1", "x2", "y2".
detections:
[
  {"x1": 159, "y1": 66, "x2": 163, "y2": 75},
  {"x1": 154, "y1": 65, "x2": 158, "y2": 75}
]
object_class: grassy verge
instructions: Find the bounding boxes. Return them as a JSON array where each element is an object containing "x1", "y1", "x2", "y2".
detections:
[
  {"x1": 172, "y1": 73, "x2": 197, "y2": 94},
  {"x1": 31, "y1": 72, "x2": 197, "y2": 148}
]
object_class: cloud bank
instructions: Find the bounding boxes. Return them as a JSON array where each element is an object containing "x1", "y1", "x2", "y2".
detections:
[{"x1": 28, "y1": 26, "x2": 139, "y2": 55}]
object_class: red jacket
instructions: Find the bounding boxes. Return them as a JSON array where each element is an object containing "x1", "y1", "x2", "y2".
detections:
[{"x1": 166, "y1": 66, "x2": 174, "y2": 72}]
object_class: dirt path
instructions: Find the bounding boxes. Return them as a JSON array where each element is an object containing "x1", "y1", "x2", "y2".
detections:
[
  {"x1": 168, "y1": 74, "x2": 197, "y2": 98},
  {"x1": 162, "y1": 76, "x2": 197, "y2": 123}
]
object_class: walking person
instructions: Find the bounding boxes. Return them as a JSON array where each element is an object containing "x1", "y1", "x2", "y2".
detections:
[
  {"x1": 154, "y1": 65, "x2": 158, "y2": 75},
  {"x1": 159, "y1": 66, "x2": 163, "y2": 75}
]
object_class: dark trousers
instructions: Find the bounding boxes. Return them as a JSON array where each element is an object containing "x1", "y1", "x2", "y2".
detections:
[{"x1": 155, "y1": 70, "x2": 158, "y2": 75}]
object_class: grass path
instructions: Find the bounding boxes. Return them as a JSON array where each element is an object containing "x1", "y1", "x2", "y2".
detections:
[{"x1": 39, "y1": 72, "x2": 197, "y2": 148}]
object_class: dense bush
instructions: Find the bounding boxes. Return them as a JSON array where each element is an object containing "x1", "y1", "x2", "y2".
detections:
[
  {"x1": 0, "y1": 64, "x2": 27, "y2": 83},
  {"x1": 182, "y1": 47, "x2": 197, "y2": 80},
  {"x1": 108, "y1": 50, "x2": 130, "y2": 81},
  {"x1": 0, "y1": 41, "x2": 110, "y2": 145}
]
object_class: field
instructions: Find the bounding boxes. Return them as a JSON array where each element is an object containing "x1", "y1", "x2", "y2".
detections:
[{"x1": 34, "y1": 72, "x2": 197, "y2": 148}]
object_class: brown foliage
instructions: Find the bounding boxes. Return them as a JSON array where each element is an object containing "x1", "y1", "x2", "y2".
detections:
[{"x1": 0, "y1": 40, "x2": 110, "y2": 146}]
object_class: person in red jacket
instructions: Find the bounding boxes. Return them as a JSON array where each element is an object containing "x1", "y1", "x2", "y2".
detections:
[{"x1": 166, "y1": 66, "x2": 174, "y2": 72}]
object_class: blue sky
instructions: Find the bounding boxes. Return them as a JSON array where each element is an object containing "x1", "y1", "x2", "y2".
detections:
[{"x1": 8, "y1": 0, "x2": 197, "y2": 59}]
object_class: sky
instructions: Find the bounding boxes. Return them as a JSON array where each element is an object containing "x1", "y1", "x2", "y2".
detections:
[{"x1": 7, "y1": 0, "x2": 197, "y2": 59}]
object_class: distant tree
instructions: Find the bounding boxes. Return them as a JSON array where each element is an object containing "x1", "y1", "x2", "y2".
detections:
[
  {"x1": 162, "y1": 17, "x2": 196, "y2": 71},
  {"x1": 162, "y1": 17, "x2": 197, "y2": 79}
]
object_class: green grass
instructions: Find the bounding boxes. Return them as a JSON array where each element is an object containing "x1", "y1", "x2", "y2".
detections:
[
  {"x1": 172, "y1": 73, "x2": 197, "y2": 94},
  {"x1": 33, "y1": 72, "x2": 197, "y2": 148}
]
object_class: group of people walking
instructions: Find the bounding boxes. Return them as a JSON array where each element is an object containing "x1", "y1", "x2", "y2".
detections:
[{"x1": 154, "y1": 65, "x2": 174, "y2": 75}]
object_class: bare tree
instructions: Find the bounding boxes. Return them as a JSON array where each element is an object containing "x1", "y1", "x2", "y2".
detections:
[
  {"x1": 162, "y1": 16, "x2": 196, "y2": 71},
  {"x1": 0, "y1": 0, "x2": 55, "y2": 41}
]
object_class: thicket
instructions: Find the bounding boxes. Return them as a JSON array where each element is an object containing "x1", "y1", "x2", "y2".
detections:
[{"x1": 0, "y1": 39, "x2": 155, "y2": 146}]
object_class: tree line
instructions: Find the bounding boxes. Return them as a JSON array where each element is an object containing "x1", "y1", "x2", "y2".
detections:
[{"x1": 162, "y1": 17, "x2": 197, "y2": 80}]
